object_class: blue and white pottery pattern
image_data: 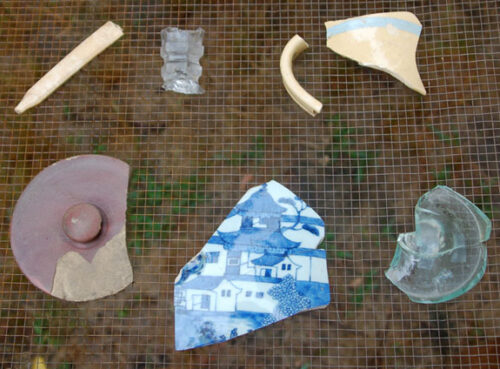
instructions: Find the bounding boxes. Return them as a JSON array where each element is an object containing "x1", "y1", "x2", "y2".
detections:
[{"x1": 174, "y1": 180, "x2": 330, "y2": 350}]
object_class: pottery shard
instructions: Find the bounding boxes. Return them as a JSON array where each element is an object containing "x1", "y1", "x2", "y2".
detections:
[
  {"x1": 325, "y1": 12, "x2": 426, "y2": 95},
  {"x1": 51, "y1": 226, "x2": 132, "y2": 301}
]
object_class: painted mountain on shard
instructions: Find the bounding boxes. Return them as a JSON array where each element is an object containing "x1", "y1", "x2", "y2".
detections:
[{"x1": 174, "y1": 180, "x2": 330, "y2": 350}]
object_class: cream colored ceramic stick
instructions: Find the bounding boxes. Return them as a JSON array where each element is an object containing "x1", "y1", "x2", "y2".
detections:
[
  {"x1": 15, "y1": 21, "x2": 124, "y2": 114},
  {"x1": 280, "y1": 35, "x2": 323, "y2": 117}
]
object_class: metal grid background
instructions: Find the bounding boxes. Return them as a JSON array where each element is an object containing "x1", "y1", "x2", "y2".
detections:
[{"x1": 1, "y1": 1, "x2": 499, "y2": 368}]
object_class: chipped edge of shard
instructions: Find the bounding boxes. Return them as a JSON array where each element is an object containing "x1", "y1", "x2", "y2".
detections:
[{"x1": 385, "y1": 186, "x2": 491, "y2": 303}]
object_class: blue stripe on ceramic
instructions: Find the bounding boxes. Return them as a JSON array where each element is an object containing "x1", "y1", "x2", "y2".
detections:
[
  {"x1": 281, "y1": 215, "x2": 324, "y2": 226},
  {"x1": 327, "y1": 16, "x2": 422, "y2": 38}
]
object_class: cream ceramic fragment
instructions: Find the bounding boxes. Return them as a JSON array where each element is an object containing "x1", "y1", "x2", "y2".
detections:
[
  {"x1": 15, "y1": 21, "x2": 124, "y2": 114},
  {"x1": 280, "y1": 35, "x2": 323, "y2": 116},
  {"x1": 174, "y1": 180, "x2": 330, "y2": 350},
  {"x1": 325, "y1": 12, "x2": 426, "y2": 95}
]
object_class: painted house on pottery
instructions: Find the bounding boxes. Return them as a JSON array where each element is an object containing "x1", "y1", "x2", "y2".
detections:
[{"x1": 174, "y1": 181, "x2": 329, "y2": 315}]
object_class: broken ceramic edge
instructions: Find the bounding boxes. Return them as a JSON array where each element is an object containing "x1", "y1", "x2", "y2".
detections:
[
  {"x1": 325, "y1": 12, "x2": 426, "y2": 95},
  {"x1": 385, "y1": 186, "x2": 491, "y2": 304},
  {"x1": 280, "y1": 35, "x2": 323, "y2": 116},
  {"x1": 10, "y1": 154, "x2": 133, "y2": 302},
  {"x1": 174, "y1": 180, "x2": 330, "y2": 350}
]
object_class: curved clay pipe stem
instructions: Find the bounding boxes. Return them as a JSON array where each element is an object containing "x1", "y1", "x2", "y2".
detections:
[{"x1": 280, "y1": 35, "x2": 323, "y2": 117}]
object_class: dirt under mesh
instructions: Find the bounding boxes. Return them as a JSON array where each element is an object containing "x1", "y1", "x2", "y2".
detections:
[{"x1": 0, "y1": 1, "x2": 499, "y2": 368}]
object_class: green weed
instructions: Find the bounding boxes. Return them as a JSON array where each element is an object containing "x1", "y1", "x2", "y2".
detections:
[
  {"x1": 116, "y1": 309, "x2": 129, "y2": 318},
  {"x1": 476, "y1": 179, "x2": 499, "y2": 219},
  {"x1": 432, "y1": 164, "x2": 453, "y2": 185},
  {"x1": 427, "y1": 124, "x2": 461, "y2": 146},
  {"x1": 127, "y1": 169, "x2": 207, "y2": 255},
  {"x1": 333, "y1": 248, "x2": 353, "y2": 260},
  {"x1": 65, "y1": 136, "x2": 84, "y2": 145},
  {"x1": 325, "y1": 115, "x2": 377, "y2": 183},
  {"x1": 166, "y1": 175, "x2": 208, "y2": 215},
  {"x1": 321, "y1": 233, "x2": 353, "y2": 259},
  {"x1": 350, "y1": 270, "x2": 378, "y2": 305},
  {"x1": 393, "y1": 342, "x2": 404, "y2": 356},
  {"x1": 321, "y1": 242, "x2": 354, "y2": 260},
  {"x1": 33, "y1": 318, "x2": 61, "y2": 346},
  {"x1": 65, "y1": 134, "x2": 108, "y2": 154},
  {"x1": 92, "y1": 143, "x2": 108, "y2": 154},
  {"x1": 62, "y1": 103, "x2": 73, "y2": 121},
  {"x1": 57, "y1": 364, "x2": 72, "y2": 369},
  {"x1": 380, "y1": 217, "x2": 397, "y2": 241},
  {"x1": 469, "y1": 328, "x2": 485, "y2": 337},
  {"x1": 224, "y1": 135, "x2": 265, "y2": 166}
]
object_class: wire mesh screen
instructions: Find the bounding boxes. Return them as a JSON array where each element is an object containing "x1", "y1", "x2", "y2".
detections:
[{"x1": 1, "y1": 1, "x2": 499, "y2": 368}]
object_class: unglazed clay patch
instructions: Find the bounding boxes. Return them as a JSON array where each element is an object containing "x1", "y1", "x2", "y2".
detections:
[
  {"x1": 52, "y1": 226, "x2": 132, "y2": 301},
  {"x1": 325, "y1": 12, "x2": 426, "y2": 95},
  {"x1": 174, "y1": 180, "x2": 330, "y2": 350}
]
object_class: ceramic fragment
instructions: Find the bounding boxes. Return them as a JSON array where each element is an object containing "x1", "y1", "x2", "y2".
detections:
[
  {"x1": 385, "y1": 186, "x2": 491, "y2": 303},
  {"x1": 280, "y1": 35, "x2": 323, "y2": 116},
  {"x1": 15, "y1": 21, "x2": 124, "y2": 114},
  {"x1": 325, "y1": 12, "x2": 426, "y2": 95},
  {"x1": 10, "y1": 155, "x2": 133, "y2": 301},
  {"x1": 174, "y1": 180, "x2": 330, "y2": 350}
]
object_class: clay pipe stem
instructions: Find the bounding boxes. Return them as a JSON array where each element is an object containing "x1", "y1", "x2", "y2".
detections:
[
  {"x1": 15, "y1": 21, "x2": 124, "y2": 114},
  {"x1": 280, "y1": 35, "x2": 323, "y2": 117}
]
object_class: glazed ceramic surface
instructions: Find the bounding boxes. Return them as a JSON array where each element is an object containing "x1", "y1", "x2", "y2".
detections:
[
  {"x1": 10, "y1": 155, "x2": 132, "y2": 301},
  {"x1": 325, "y1": 12, "x2": 426, "y2": 95},
  {"x1": 174, "y1": 180, "x2": 330, "y2": 350}
]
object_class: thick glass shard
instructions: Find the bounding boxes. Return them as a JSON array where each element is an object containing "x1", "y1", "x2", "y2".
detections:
[
  {"x1": 160, "y1": 27, "x2": 205, "y2": 94},
  {"x1": 385, "y1": 186, "x2": 491, "y2": 303}
]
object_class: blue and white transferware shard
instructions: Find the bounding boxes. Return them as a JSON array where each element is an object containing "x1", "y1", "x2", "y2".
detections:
[
  {"x1": 325, "y1": 12, "x2": 426, "y2": 95},
  {"x1": 174, "y1": 180, "x2": 330, "y2": 350}
]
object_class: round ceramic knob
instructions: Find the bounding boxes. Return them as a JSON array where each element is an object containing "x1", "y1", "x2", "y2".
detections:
[{"x1": 62, "y1": 203, "x2": 102, "y2": 243}]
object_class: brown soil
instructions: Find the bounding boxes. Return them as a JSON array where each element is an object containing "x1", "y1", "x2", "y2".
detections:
[{"x1": 0, "y1": 1, "x2": 499, "y2": 368}]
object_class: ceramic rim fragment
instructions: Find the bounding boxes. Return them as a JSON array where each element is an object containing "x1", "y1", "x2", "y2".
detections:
[
  {"x1": 10, "y1": 155, "x2": 133, "y2": 301},
  {"x1": 280, "y1": 35, "x2": 323, "y2": 116},
  {"x1": 325, "y1": 12, "x2": 426, "y2": 95}
]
